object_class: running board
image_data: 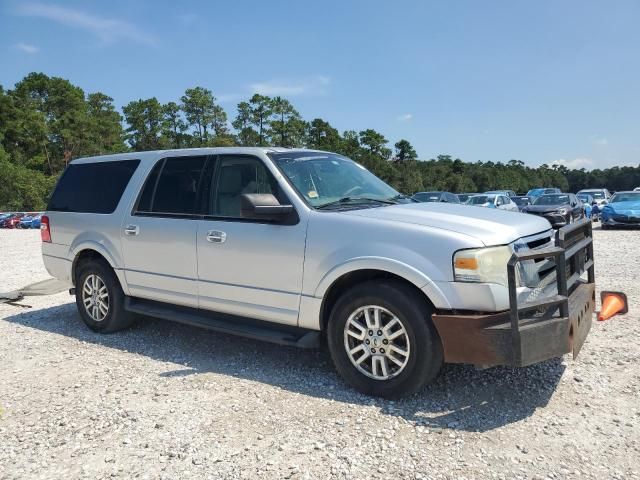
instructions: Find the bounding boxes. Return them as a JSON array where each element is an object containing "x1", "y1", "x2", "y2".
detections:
[{"x1": 124, "y1": 297, "x2": 320, "y2": 349}]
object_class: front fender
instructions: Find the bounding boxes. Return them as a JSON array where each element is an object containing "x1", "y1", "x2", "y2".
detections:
[{"x1": 313, "y1": 256, "x2": 452, "y2": 310}]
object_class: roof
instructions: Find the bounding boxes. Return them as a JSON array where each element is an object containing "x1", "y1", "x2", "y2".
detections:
[{"x1": 69, "y1": 147, "x2": 328, "y2": 165}]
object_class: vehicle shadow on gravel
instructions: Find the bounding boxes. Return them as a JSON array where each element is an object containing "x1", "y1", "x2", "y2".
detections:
[{"x1": 6, "y1": 302, "x2": 565, "y2": 433}]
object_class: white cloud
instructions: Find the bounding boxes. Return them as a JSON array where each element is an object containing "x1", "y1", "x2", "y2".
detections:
[
  {"x1": 594, "y1": 137, "x2": 608, "y2": 146},
  {"x1": 550, "y1": 158, "x2": 594, "y2": 169},
  {"x1": 249, "y1": 75, "x2": 330, "y2": 96},
  {"x1": 14, "y1": 42, "x2": 39, "y2": 54},
  {"x1": 216, "y1": 93, "x2": 243, "y2": 104},
  {"x1": 15, "y1": 3, "x2": 156, "y2": 45},
  {"x1": 397, "y1": 113, "x2": 413, "y2": 121}
]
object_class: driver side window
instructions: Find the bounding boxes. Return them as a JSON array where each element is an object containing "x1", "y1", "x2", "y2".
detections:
[{"x1": 210, "y1": 155, "x2": 284, "y2": 218}]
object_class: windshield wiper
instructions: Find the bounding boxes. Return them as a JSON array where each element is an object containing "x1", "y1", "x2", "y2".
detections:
[{"x1": 316, "y1": 196, "x2": 397, "y2": 210}]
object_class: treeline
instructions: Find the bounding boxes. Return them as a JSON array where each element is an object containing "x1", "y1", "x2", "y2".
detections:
[{"x1": 1, "y1": 72, "x2": 638, "y2": 210}]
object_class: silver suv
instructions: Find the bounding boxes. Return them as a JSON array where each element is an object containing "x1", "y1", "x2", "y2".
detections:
[{"x1": 42, "y1": 148, "x2": 595, "y2": 397}]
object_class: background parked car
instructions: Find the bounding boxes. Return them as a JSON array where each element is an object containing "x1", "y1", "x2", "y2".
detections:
[
  {"x1": 412, "y1": 191, "x2": 460, "y2": 203},
  {"x1": 466, "y1": 194, "x2": 519, "y2": 211},
  {"x1": 577, "y1": 188, "x2": 610, "y2": 207},
  {"x1": 601, "y1": 191, "x2": 640, "y2": 229},
  {"x1": 526, "y1": 187, "x2": 562, "y2": 198},
  {"x1": 456, "y1": 193, "x2": 477, "y2": 203},
  {"x1": 511, "y1": 195, "x2": 532, "y2": 211},
  {"x1": 18, "y1": 213, "x2": 36, "y2": 229},
  {"x1": 521, "y1": 193, "x2": 584, "y2": 228},
  {"x1": 0, "y1": 213, "x2": 25, "y2": 228},
  {"x1": 485, "y1": 189, "x2": 517, "y2": 197},
  {"x1": 30, "y1": 213, "x2": 43, "y2": 229}
]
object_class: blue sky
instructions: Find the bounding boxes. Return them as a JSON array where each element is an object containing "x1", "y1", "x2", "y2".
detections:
[{"x1": 1, "y1": 0, "x2": 639, "y2": 169}]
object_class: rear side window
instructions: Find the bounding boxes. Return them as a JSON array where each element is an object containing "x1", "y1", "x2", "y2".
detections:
[
  {"x1": 135, "y1": 156, "x2": 208, "y2": 216},
  {"x1": 48, "y1": 160, "x2": 140, "y2": 214}
]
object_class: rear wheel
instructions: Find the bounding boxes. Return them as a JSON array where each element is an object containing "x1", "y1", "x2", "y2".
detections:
[
  {"x1": 327, "y1": 281, "x2": 443, "y2": 397},
  {"x1": 75, "y1": 259, "x2": 135, "y2": 333}
]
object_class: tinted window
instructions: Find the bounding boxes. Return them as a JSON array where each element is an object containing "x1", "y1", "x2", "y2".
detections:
[
  {"x1": 211, "y1": 155, "x2": 283, "y2": 217},
  {"x1": 136, "y1": 156, "x2": 207, "y2": 215},
  {"x1": 48, "y1": 160, "x2": 140, "y2": 214}
]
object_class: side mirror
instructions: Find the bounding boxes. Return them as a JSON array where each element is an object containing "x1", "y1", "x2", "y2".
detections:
[{"x1": 240, "y1": 193, "x2": 296, "y2": 223}]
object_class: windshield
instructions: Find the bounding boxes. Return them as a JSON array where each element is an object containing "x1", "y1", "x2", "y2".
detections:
[
  {"x1": 527, "y1": 188, "x2": 545, "y2": 196},
  {"x1": 577, "y1": 194, "x2": 590, "y2": 202},
  {"x1": 467, "y1": 195, "x2": 494, "y2": 205},
  {"x1": 533, "y1": 194, "x2": 570, "y2": 205},
  {"x1": 270, "y1": 152, "x2": 405, "y2": 208},
  {"x1": 610, "y1": 192, "x2": 640, "y2": 203},
  {"x1": 512, "y1": 197, "x2": 530, "y2": 206},
  {"x1": 581, "y1": 191, "x2": 605, "y2": 199}
]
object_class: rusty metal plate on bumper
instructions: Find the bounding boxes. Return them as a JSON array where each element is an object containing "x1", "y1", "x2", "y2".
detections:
[{"x1": 432, "y1": 282, "x2": 595, "y2": 367}]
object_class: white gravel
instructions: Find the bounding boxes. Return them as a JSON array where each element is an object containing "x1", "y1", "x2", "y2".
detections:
[{"x1": 0, "y1": 228, "x2": 638, "y2": 480}]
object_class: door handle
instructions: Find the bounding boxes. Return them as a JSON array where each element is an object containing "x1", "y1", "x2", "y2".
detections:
[
  {"x1": 124, "y1": 224, "x2": 139, "y2": 236},
  {"x1": 206, "y1": 230, "x2": 226, "y2": 243}
]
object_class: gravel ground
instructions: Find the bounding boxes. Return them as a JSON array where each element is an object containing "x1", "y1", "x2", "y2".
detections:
[{"x1": 0, "y1": 228, "x2": 638, "y2": 480}]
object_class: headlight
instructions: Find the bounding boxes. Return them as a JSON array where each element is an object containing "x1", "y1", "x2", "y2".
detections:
[
  {"x1": 556, "y1": 207, "x2": 569, "y2": 215},
  {"x1": 453, "y1": 246, "x2": 512, "y2": 286}
]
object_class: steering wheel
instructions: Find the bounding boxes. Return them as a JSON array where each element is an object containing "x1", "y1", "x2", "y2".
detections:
[{"x1": 343, "y1": 185, "x2": 364, "y2": 197}]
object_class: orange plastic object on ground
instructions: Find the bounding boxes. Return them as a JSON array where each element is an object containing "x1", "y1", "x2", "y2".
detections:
[{"x1": 598, "y1": 291, "x2": 628, "y2": 321}]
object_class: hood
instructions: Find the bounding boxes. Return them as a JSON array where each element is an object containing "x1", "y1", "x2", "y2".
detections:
[
  {"x1": 343, "y1": 203, "x2": 551, "y2": 246},
  {"x1": 524, "y1": 204, "x2": 569, "y2": 213},
  {"x1": 605, "y1": 201, "x2": 640, "y2": 214}
]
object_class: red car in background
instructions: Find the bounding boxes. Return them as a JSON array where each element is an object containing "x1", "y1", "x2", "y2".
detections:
[{"x1": 0, "y1": 213, "x2": 25, "y2": 228}]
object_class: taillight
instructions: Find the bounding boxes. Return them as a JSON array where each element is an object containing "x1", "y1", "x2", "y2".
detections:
[{"x1": 41, "y1": 215, "x2": 51, "y2": 243}]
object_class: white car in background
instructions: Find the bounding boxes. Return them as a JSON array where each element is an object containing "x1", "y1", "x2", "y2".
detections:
[
  {"x1": 634, "y1": 187, "x2": 640, "y2": 192},
  {"x1": 577, "y1": 188, "x2": 610, "y2": 206},
  {"x1": 465, "y1": 194, "x2": 519, "y2": 212}
]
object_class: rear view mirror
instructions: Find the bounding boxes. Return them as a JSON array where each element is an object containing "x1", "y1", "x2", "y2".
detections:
[{"x1": 240, "y1": 194, "x2": 296, "y2": 224}]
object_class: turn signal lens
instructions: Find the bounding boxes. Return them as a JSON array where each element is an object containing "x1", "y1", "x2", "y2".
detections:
[{"x1": 454, "y1": 257, "x2": 478, "y2": 270}]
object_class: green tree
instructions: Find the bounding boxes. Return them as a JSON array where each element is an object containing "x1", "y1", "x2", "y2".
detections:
[
  {"x1": 85, "y1": 92, "x2": 126, "y2": 155},
  {"x1": 232, "y1": 101, "x2": 259, "y2": 146},
  {"x1": 181, "y1": 87, "x2": 216, "y2": 145},
  {"x1": 306, "y1": 118, "x2": 342, "y2": 152},
  {"x1": 249, "y1": 94, "x2": 273, "y2": 146},
  {"x1": 161, "y1": 101, "x2": 188, "y2": 149},
  {"x1": 359, "y1": 129, "x2": 391, "y2": 159},
  {"x1": 269, "y1": 96, "x2": 304, "y2": 147},
  {"x1": 122, "y1": 98, "x2": 164, "y2": 151},
  {"x1": 394, "y1": 139, "x2": 417, "y2": 161}
]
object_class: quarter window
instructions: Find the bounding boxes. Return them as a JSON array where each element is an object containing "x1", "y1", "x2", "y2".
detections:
[{"x1": 48, "y1": 159, "x2": 140, "y2": 214}]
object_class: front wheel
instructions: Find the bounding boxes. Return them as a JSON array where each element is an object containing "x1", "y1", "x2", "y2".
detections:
[{"x1": 327, "y1": 281, "x2": 443, "y2": 397}]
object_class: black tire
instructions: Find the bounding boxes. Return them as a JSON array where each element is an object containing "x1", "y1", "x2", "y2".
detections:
[
  {"x1": 75, "y1": 259, "x2": 135, "y2": 333},
  {"x1": 327, "y1": 281, "x2": 443, "y2": 398}
]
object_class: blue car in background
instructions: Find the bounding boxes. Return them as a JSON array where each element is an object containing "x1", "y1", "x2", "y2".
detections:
[
  {"x1": 18, "y1": 213, "x2": 43, "y2": 229},
  {"x1": 31, "y1": 214, "x2": 42, "y2": 229},
  {"x1": 19, "y1": 214, "x2": 35, "y2": 229},
  {"x1": 601, "y1": 191, "x2": 640, "y2": 229},
  {"x1": 526, "y1": 187, "x2": 562, "y2": 198}
]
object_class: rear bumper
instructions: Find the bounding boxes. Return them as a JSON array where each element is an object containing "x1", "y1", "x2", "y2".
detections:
[{"x1": 432, "y1": 282, "x2": 594, "y2": 367}]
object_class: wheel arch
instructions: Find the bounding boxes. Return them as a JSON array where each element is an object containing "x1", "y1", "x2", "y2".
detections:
[
  {"x1": 70, "y1": 245, "x2": 128, "y2": 295},
  {"x1": 317, "y1": 263, "x2": 450, "y2": 333}
]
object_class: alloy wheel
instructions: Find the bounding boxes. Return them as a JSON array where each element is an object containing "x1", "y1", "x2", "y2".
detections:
[
  {"x1": 82, "y1": 274, "x2": 109, "y2": 322},
  {"x1": 343, "y1": 305, "x2": 411, "y2": 380}
]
